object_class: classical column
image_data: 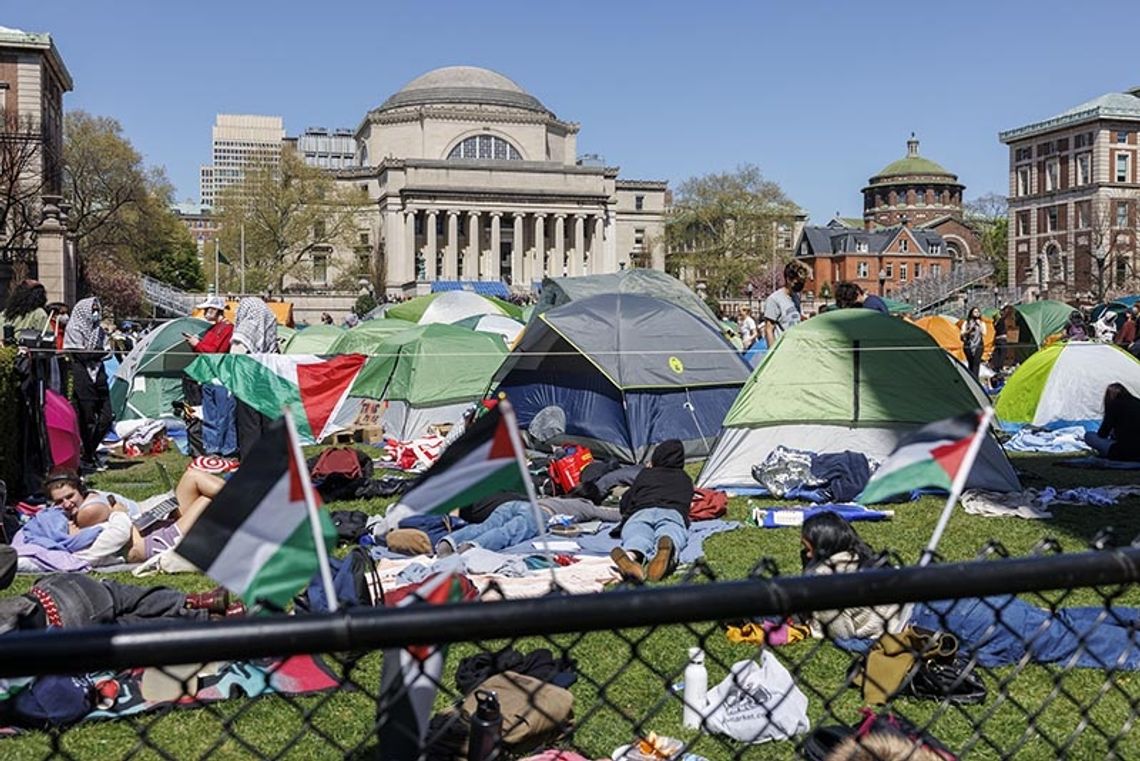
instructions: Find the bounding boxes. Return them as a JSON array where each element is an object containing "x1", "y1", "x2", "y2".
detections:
[
  {"x1": 465, "y1": 211, "x2": 480, "y2": 279},
  {"x1": 591, "y1": 214, "x2": 604, "y2": 274},
  {"x1": 489, "y1": 212, "x2": 502, "y2": 281},
  {"x1": 571, "y1": 214, "x2": 586, "y2": 276},
  {"x1": 445, "y1": 210, "x2": 459, "y2": 280},
  {"x1": 384, "y1": 208, "x2": 410, "y2": 286},
  {"x1": 512, "y1": 214, "x2": 524, "y2": 287},
  {"x1": 533, "y1": 213, "x2": 546, "y2": 284},
  {"x1": 405, "y1": 210, "x2": 418, "y2": 280},
  {"x1": 553, "y1": 214, "x2": 566, "y2": 277},
  {"x1": 424, "y1": 210, "x2": 438, "y2": 282}
]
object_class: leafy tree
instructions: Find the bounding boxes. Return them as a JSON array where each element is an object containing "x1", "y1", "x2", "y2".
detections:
[
  {"x1": 964, "y1": 193, "x2": 1009, "y2": 287},
  {"x1": 353, "y1": 292, "x2": 377, "y2": 318},
  {"x1": 214, "y1": 148, "x2": 369, "y2": 293},
  {"x1": 665, "y1": 164, "x2": 802, "y2": 298}
]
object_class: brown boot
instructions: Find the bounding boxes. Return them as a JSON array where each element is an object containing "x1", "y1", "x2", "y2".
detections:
[
  {"x1": 185, "y1": 587, "x2": 230, "y2": 616},
  {"x1": 646, "y1": 536, "x2": 675, "y2": 582},
  {"x1": 610, "y1": 547, "x2": 644, "y2": 583}
]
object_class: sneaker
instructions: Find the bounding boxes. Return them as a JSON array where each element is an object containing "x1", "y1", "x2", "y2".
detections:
[
  {"x1": 435, "y1": 538, "x2": 456, "y2": 557},
  {"x1": 646, "y1": 536, "x2": 675, "y2": 582},
  {"x1": 610, "y1": 547, "x2": 644, "y2": 583}
]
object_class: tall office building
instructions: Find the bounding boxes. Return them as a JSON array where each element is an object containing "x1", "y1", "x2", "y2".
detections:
[
  {"x1": 293, "y1": 127, "x2": 355, "y2": 169},
  {"x1": 199, "y1": 114, "x2": 284, "y2": 208}
]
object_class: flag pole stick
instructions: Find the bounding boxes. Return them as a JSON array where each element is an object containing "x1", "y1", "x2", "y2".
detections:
[
  {"x1": 283, "y1": 407, "x2": 339, "y2": 612},
  {"x1": 213, "y1": 240, "x2": 220, "y2": 295},
  {"x1": 499, "y1": 398, "x2": 560, "y2": 589},
  {"x1": 919, "y1": 406, "x2": 996, "y2": 567}
]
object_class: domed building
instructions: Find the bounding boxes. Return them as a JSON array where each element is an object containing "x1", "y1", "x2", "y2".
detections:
[
  {"x1": 339, "y1": 66, "x2": 667, "y2": 297},
  {"x1": 861, "y1": 134, "x2": 979, "y2": 266}
]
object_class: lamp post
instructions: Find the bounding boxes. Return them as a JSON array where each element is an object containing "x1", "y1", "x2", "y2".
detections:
[
  {"x1": 1093, "y1": 247, "x2": 1109, "y2": 303},
  {"x1": 745, "y1": 282, "x2": 754, "y2": 312},
  {"x1": 993, "y1": 286, "x2": 999, "y2": 309},
  {"x1": 878, "y1": 268, "x2": 887, "y2": 297}
]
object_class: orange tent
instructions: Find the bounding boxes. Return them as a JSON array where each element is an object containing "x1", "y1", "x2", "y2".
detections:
[
  {"x1": 911, "y1": 315, "x2": 993, "y2": 362},
  {"x1": 191, "y1": 300, "x2": 294, "y2": 327}
]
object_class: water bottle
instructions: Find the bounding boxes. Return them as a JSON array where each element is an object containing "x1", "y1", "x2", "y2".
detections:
[
  {"x1": 682, "y1": 647, "x2": 708, "y2": 730},
  {"x1": 467, "y1": 689, "x2": 503, "y2": 761}
]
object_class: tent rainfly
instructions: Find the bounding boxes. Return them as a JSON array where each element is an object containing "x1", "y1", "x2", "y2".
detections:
[
  {"x1": 698, "y1": 309, "x2": 1020, "y2": 493},
  {"x1": 110, "y1": 317, "x2": 209, "y2": 421}
]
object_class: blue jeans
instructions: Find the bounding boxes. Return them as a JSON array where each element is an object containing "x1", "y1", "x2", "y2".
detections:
[
  {"x1": 621, "y1": 508, "x2": 687, "y2": 559},
  {"x1": 911, "y1": 596, "x2": 1140, "y2": 669},
  {"x1": 444, "y1": 501, "x2": 540, "y2": 552},
  {"x1": 202, "y1": 383, "x2": 237, "y2": 456}
]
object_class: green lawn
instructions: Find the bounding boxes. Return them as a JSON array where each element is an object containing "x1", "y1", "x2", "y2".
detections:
[{"x1": 4, "y1": 450, "x2": 1140, "y2": 760}]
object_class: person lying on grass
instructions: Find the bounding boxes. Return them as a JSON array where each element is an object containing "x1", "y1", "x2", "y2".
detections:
[
  {"x1": 610, "y1": 439, "x2": 694, "y2": 584},
  {"x1": 434, "y1": 494, "x2": 621, "y2": 556},
  {"x1": 800, "y1": 511, "x2": 1140, "y2": 669},
  {"x1": 35, "y1": 467, "x2": 224, "y2": 563}
]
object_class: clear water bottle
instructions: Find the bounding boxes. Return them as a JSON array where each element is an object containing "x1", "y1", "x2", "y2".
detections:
[{"x1": 682, "y1": 647, "x2": 708, "y2": 730}]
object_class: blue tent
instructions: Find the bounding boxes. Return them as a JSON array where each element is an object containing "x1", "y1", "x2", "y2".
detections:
[
  {"x1": 743, "y1": 338, "x2": 769, "y2": 367},
  {"x1": 492, "y1": 293, "x2": 751, "y2": 462}
]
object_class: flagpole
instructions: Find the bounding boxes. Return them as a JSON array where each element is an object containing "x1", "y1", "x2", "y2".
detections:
[
  {"x1": 213, "y1": 239, "x2": 220, "y2": 295},
  {"x1": 919, "y1": 406, "x2": 996, "y2": 567},
  {"x1": 498, "y1": 398, "x2": 560, "y2": 588},
  {"x1": 283, "y1": 407, "x2": 339, "y2": 612},
  {"x1": 240, "y1": 223, "x2": 246, "y2": 295}
]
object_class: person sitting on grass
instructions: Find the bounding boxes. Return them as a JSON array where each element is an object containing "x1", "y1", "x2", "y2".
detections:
[
  {"x1": 32, "y1": 467, "x2": 225, "y2": 563},
  {"x1": 610, "y1": 439, "x2": 694, "y2": 584},
  {"x1": 1083, "y1": 382, "x2": 1140, "y2": 462},
  {"x1": 800, "y1": 512, "x2": 1140, "y2": 669}
]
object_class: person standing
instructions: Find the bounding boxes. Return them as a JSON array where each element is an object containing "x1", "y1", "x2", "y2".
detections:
[
  {"x1": 63, "y1": 297, "x2": 112, "y2": 472},
  {"x1": 960, "y1": 307, "x2": 985, "y2": 379},
  {"x1": 737, "y1": 306, "x2": 758, "y2": 350},
  {"x1": 230, "y1": 297, "x2": 279, "y2": 460},
  {"x1": 762, "y1": 263, "x2": 806, "y2": 348},
  {"x1": 0, "y1": 280, "x2": 49, "y2": 342},
  {"x1": 1116, "y1": 309, "x2": 1137, "y2": 349},
  {"x1": 186, "y1": 296, "x2": 237, "y2": 457},
  {"x1": 990, "y1": 304, "x2": 1012, "y2": 372}
]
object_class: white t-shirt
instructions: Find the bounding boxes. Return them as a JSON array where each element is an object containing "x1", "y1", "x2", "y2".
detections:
[
  {"x1": 738, "y1": 316, "x2": 758, "y2": 347},
  {"x1": 762, "y1": 289, "x2": 801, "y2": 342}
]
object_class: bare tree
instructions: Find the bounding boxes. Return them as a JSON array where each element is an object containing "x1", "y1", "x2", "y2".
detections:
[
  {"x1": 0, "y1": 109, "x2": 48, "y2": 259},
  {"x1": 964, "y1": 193, "x2": 1008, "y2": 286}
]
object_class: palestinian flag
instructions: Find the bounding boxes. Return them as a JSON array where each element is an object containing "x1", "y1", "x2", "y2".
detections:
[
  {"x1": 390, "y1": 402, "x2": 525, "y2": 517},
  {"x1": 185, "y1": 353, "x2": 368, "y2": 443},
  {"x1": 176, "y1": 416, "x2": 336, "y2": 608},
  {"x1": 858, "y1": 412, "x2": 984, "y2": 505},
  {"x1": 376, "y1": 572, "x2": 469, "y2": 759}
]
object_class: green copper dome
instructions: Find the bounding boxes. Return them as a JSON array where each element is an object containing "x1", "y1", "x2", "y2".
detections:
[{"x1": 870, "y1": 135, "x2": 956, "y2": 181}]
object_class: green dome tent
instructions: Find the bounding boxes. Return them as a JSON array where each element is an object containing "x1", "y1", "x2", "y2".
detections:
[
  {"x1": 110, "y1": 317, "x2": 209, "y2": 420},
  {"x1": 698, "y1": 309, "x2": 1020, "y2": 493},
  {"x1": 1014, "y1": 300, "x2": 1073, "y2": 355},
  {"x1": 282, "y1": 324, "x2": 345, "y2": 354},
  {"x1": 325, "y1": 318, "x2": 418, "y2": 355},
  {"x1": 385, "y1": 291, "x2": 522, "y2": 324},
  {"x1": 995, "y1": 342, "x2": 1140, "y2": 430}
]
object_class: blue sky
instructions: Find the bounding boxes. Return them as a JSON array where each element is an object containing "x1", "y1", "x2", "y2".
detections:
[{"x1": 8, "y1": 1, "x2": 1135, "y2": 220}]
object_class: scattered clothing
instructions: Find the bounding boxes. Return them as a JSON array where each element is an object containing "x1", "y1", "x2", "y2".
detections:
[
  {"x1": 452, "y1": 546, "x2": 529, "y2": 577},
  {"x1": 1004, "y1": 426, "x2": 1091, "y2": 454},
  {"x1": 725, "y1": 620, "x2": 810, "y2": 647},
  {"x1": 961, "y1": 485, "x2": 1140, "y2": 520},
  {"x1": 454, "y1": 647, "x2": 577, "y2": 696},
  {"x1": 752, "y1": 446, "x2": 872, "y2": 503}
]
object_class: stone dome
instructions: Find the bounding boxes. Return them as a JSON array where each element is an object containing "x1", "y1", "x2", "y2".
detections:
[{"x1": 376, "y1": 66, "x2": 550, "y2": 115}]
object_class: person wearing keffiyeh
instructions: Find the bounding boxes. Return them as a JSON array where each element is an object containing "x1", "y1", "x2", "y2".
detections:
[
  {"x1": 63, "y1": 297, "x2": 112, "y2": 471},
  {"x1": 231, "y1": 297, "x2": 280, "y2": 459}
]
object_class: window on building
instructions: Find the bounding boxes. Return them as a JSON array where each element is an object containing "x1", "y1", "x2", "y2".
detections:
[
  {"x1": 855, "y1": 240, "x2": 868, "y2": 253},
  {"x1": 1046, "y1": 206, "x2": 1058, "y2": 232},
  {"x1": 356, "y1": 250, "x2": 371, "y2": 275},
  {"x1": 447, "y1": 134, "x2": 523, "y2": 160},
  {"x1": 899, "y1": 263, "x2": 908, "y2": 282},
  {"x1": 914, "y1": 263, "x2": 922, "y2": 278},
  {"x1": 899, "y1": 238, "x2": 909, "y2": 252},
  {"x1": 1118, "y1": 131, "x2": 1129, "y2": 144},
  {"x1": 1075, "y1": 203, "x2": 1088, "y2": 229},
  {"x1": 1117, "y1": 153, "x2": 1131, "y2": 182},
  {"x1": 931, "y1": 263, "x2": 941, "y2": 277},
  {"x1": 857, "y1": 261, "x2": 869, "y2": 278},
  {"x1": 634, "y1": 228, "x2": 645, "y2": 247},
  {"x1": 885, "y1": 263, "x2": 894, "y2": 278},
  {"x1": 313, "y1": 220, "x2": 326, "y2": 239},
  {"x1": 635, "y1": 195, "x2": 645, "y2": 211},
  {"x1": 313, "y1": 252, "x2": 328, "y2": 285},
  {"x1": 1015, "y1": 147, "x2": 1033, "y2": 162},
  {"x1": 1077, "y1": 152, "x2": 1092, "y2": 185},
  {"x1": 915, "y1": 187, "x2": 925, "y2": 206},
  {"x1": 929, "y1": 243, "x2": 941, "y2": 255},
  {"x1": 776, "y1": 223, "x2": 793, "y2": 250},
  {"x1": 1038, "y1": 142, "x2": 1053, "y2": 157},
  {"x1": 359, "y1": 232, "x2": 370, "y2": 246},
  {"x1": 1045, "y1": 158, "x2": 1060, "y2": 191},
  {"x1": 1017, "y1": 166, "x2": 1031, "y2": 196},
  {"x1": 1118, "y1": 201, "x2": 1130, "y2": 227}
]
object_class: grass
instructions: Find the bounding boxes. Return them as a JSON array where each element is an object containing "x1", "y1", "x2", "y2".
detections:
[{"x1": 3, "y1": 449, "x2": 1140, "y2": 760}]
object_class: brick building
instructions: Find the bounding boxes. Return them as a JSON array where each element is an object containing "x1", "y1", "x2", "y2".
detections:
[{"x1": 1000, "y1": 88, "x2": 1140, "y2": 301}]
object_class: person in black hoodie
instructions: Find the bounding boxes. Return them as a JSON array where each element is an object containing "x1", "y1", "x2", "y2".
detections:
[
  {"x1": 610, "y1": 439, "x2": 693, "y2": 583},
  {"x1": 1084, "y1": 382, "x2": 1140, "y2": 461}
]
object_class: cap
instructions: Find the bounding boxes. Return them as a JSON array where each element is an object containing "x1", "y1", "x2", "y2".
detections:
[{"x1": 195, "y1": 296, "x2": 227, "y2": 311}]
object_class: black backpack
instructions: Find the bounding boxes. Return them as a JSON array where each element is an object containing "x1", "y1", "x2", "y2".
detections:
[
  {"x1": 329, "y1": 510, "x2": 369, "y2": 546},
  {"x1": 294, "y1": 546, "x2": 382, "y2": 613}
]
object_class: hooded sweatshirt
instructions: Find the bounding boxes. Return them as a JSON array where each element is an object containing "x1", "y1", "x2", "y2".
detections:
[{"x1": 617, "y1": 439, "x2": 694, "y2": 527}]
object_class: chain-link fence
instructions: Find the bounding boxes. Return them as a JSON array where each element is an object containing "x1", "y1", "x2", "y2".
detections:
[{"x1": 1, "y1": 541, "x2": 1140, "y2": 760}]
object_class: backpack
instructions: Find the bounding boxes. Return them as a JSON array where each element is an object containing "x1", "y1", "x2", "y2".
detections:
[
  {"x1": 294, "y1": 546, "x2": 381, "y2": 613},
  {"x1": 311, "y1": 447, "x2": 365, "y2": 481},
  {"x1": 689, "y1": 487, "x2": 728, "y2": 521},
  {"x1": 329, "y1": 510, "x2": 369, "y2": 546}
]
